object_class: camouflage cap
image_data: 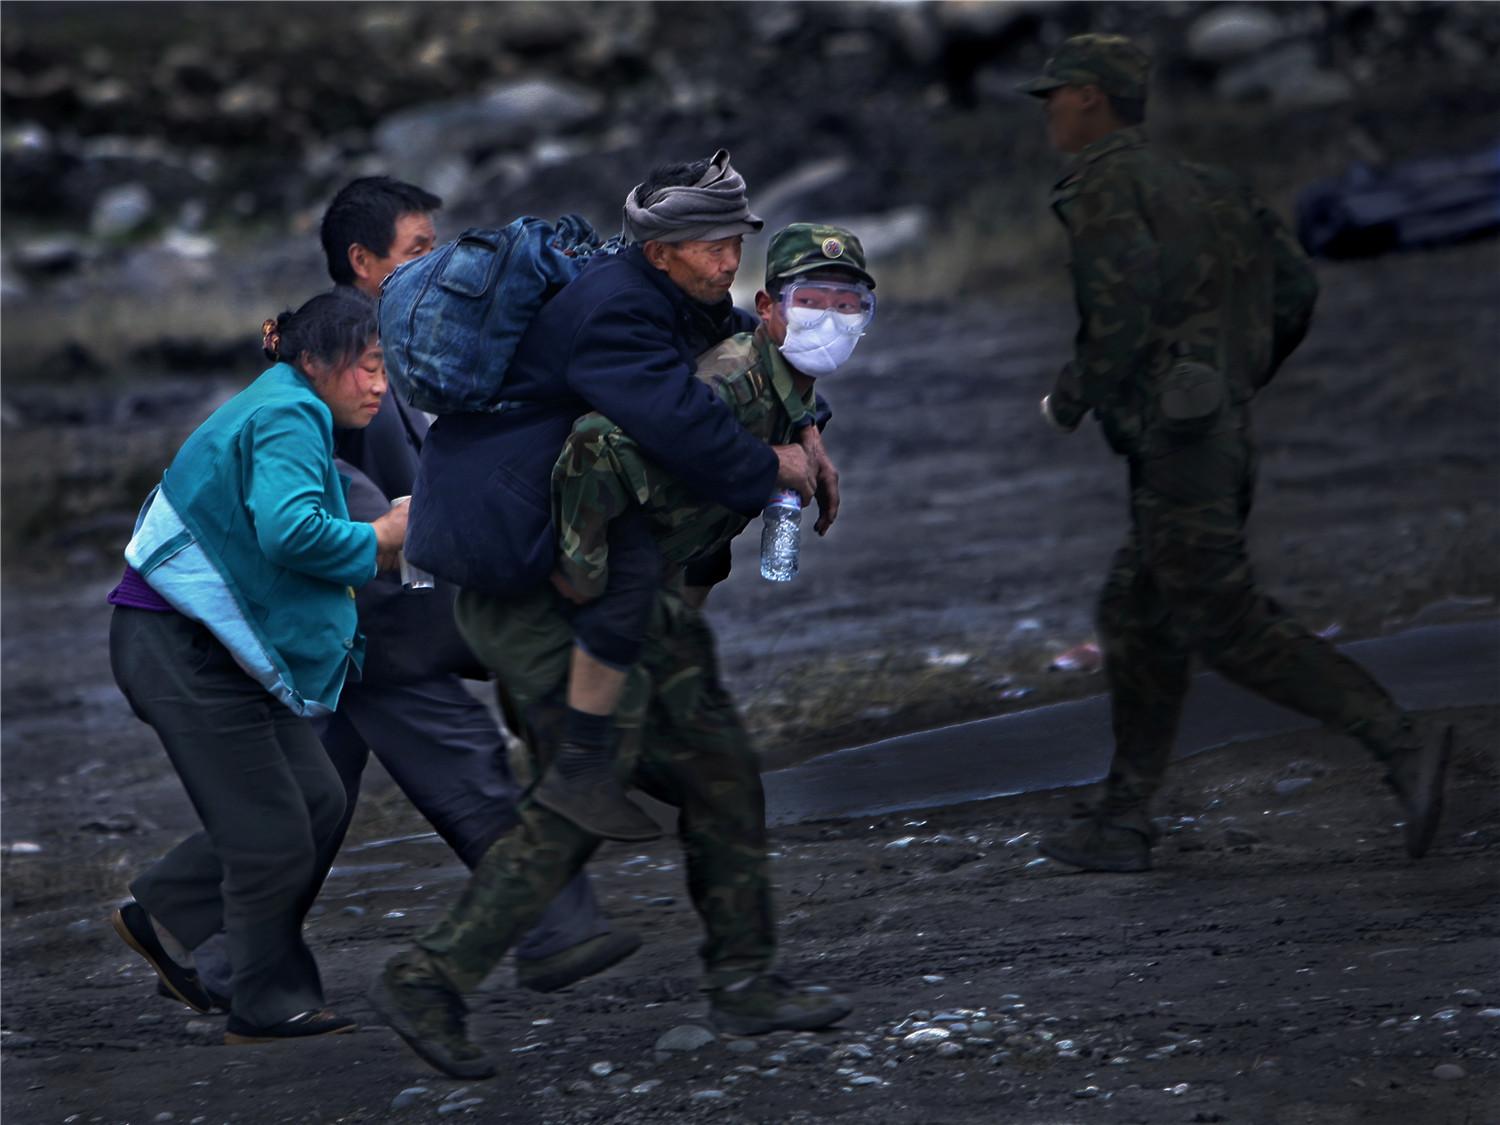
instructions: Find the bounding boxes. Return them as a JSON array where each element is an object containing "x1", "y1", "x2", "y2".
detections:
[
  {"x1": 1018, "y1": 33, "x2": 1151, "y2": 100},
  {"x1": 765, "y1": 223, "x2": 875, "y2": 290}
]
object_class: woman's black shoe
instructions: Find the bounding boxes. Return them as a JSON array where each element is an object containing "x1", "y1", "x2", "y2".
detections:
[
  {"x1": 224, "y1": 1009, "x2": 357, "y2": 1044},
  {"x1": 111, "y1": 901, "x2": 218, "y2": 1015}
]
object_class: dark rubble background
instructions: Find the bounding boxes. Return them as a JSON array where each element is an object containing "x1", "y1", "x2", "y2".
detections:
[{"x1": 1, "y1": 3, "x2": 1498, "y2": 1123}]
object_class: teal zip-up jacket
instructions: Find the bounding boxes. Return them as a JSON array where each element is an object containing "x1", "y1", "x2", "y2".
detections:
[{"x1": 125, "y1": 362, "x2": 378, "y2": 716}]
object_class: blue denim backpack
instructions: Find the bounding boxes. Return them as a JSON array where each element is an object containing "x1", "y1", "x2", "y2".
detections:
[{"x1": 379, "y1": 215, "x2": 616, "y2": 413}]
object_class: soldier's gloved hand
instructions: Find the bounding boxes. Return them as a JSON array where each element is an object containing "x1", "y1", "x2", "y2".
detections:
[{"x1": 1042, "y1": 363, "x2": 1088, "y2": 433}]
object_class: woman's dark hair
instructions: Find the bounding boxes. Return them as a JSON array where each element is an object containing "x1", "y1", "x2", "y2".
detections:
[{"x1": 264, "y1": 287, "x2": 377, "y2": 373}]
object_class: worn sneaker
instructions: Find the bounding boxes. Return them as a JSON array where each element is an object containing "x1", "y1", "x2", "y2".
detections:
[
  {"x1": 531, "y1": 758, "x2": 663, "y2": 842},
  {"x1": 708, "y1": 973, "x2": 852, "y2": 1036},
  {"x1": 1387, "y1": 721, "x2": 1453, "y2": 859},
  {"x1": 1037, "y1": 815, "x2": 1152, "y2": 873},
  {"x1": 111, "y1": 900, "x2": 219, "y2": 1014},
  {"x1": 224, "y1": 1009, "x2": 356, "y2": 1044},
  {"x1": 367, "y1": 958, "x2": 496, "y2": 1080},
  {"x1": 516, "y1": 930, "x2": 644, "y2": 993}
]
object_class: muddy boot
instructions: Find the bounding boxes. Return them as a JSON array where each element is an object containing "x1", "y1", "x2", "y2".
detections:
[
  {"x1": 1385, "y1": 721, "x2": 1453, "y2": 859},
  {"x1": 367, "y1": 955, "x2": 496, "y2": 1080},
  {"x1": 531, "y1": 741, "x2": 662, "y2": 842},
  {"x1": 708, "y1": 972, "x2": 853, "y2": 1036},
  {"x1": 1038, "y1": 810, "x2": 1153, "y2": 873}
]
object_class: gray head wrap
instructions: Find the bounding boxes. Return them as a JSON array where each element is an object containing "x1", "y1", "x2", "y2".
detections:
[{"x1": 621, "y1": 149, "x2": 764, "y2": 245}]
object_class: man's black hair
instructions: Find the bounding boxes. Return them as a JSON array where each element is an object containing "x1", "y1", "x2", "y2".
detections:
[
  {"x1": 1108, "y1": 95, "x2": 1147, "y2": 126},
  {"x1": 635, "y1": 159, "x2": 711, "y2": 206},
  {"x1": 320, "y1": 176, "x2": 442, "y2": 286}
]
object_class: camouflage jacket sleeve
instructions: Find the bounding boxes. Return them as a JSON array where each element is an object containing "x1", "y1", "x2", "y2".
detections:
[
  {"x1": 1254, "y1": 195, "x2": 1319, "y2": 379},
  {"x1": 1054, "y1": 165, "x2": 1161, "y2": 410}
]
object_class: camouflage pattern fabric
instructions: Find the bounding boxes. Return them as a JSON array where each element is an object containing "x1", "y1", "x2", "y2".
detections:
[
  {"x1": 552, "y1": 325, "x2": 814, "y2": 600},
  {"x1": 407, "y1": 580, "x2": 775, "y2": 992},
  {"x1": 1019, "y1": 32, "x2": 1153, "y2": 100},
  {"x1": 1045, "y1": 126, "x2": 1318, "y2": 457},
  {"x1": 1096, "y1": 428, "x2": 1418, "y2": 813},
  {"x1": 1049, "y1": 128, "x2": 1415, "y2": 817}
]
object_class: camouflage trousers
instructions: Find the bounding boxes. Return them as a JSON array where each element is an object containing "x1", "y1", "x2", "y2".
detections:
[
  {"x1": 408, "y1": 583, "x2": 774, "y2": 993},
  {"x1": 1096, "y1": 427, "x2": 1415, "y2": 815}
]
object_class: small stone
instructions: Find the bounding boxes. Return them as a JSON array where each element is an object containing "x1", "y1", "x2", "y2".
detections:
[
  {"x1": 936, "y1": 1041, "x2": 964, "y2": 1058},
  {"x1": 1432, "y1": 1063, "x2": 1466, "y2": 1080},
  {"x1": 135, "y1": 1013, "x2": 164, "y2": 1025},
  {"x1": 1274, "y1": 777, "x2": 1314, "y2": 796},
  {"x1": 630, "y1": 1080, "x2": 662, "y2": 1094},
  {"x1": 648, "y1": 896, "x2": 676, "y2": 907},
  {"x1": 792, "y1": 1043, "x2": 832, "y2": 1063},
  {"x1": 655, "y1": 1025, "x2": 716, "y2": 1053},
  {"x1": 606, "y1": 1073, "x2": 631, "y2": 1089},
  {"x1": 1453, "y1": 989, "x2": 1482, "y2": 1007},
  {"x1": 1167, "y1": 1083, "x2": 1191, "y2": 1095},
  {"x1": 1432, "y1": 1009, "x2": 1460, "y2": 1022},
  {"x1": 588, "y1": 1061, "x2": 615, "y2": 1077},
  {"x1": 154, "y1": 1114, "x2": 174, "y2": 1123},
  {"x1": 1225, "y1": 827, "x2": 1260, "y2": 847},
  {"x1": 690, "y1": 1089, "x2": 727, "y2": 1104},
  {"x1": 1073, "y1": 1086, "x2": 1101, "y2": 1099},
  {"x1": 902, "y1": 1028, "x2": 951, "y2": 1046},
  {"x1": 437, "y1": 1098, "x2": 483, "y2": 1116},
  {"x1": 390, "y1": 1087, "x2": 429, "y2": 1110},
  {"x1": 726, "y1": 1039, "x2": 757, "y2": 1054},
  {"x1": 91, "y1": 183, "x2": 154, "y2": 238},
  {"x1": 184, "y1": 1020, "x2": 219, "y2": 1038},
  {"x1": 564, "y1": 1080, "x2": 596, "y2": 1096},
  {"x1": 850, "y1": 1075, "x2": 882, "y2": 1086},
  {"x1": 1474, "y1": 1008, "x2": 1500, "y2": 1020},
  {"x1": 970, "y1": 1020, "x2": 994, "y2": 1034},
  {"x1": 341, "y1": 905, "x2": 367, "y2": 917},
  {"x1": 840, "y1": 1043, "x2": 873, "y2": 1059},
  {"x1": 921, "y1": 974, "x2": 944, "y2": 984}
]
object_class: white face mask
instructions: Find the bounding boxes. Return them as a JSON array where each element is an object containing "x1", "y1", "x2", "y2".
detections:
[{"x1": 778, "y1": 307, "x2": 866, "y2": 375}]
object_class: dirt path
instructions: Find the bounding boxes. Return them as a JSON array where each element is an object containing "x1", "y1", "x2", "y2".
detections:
[{"x1": 2, "y1": 705, "x2": 1495, "y2": 1124}]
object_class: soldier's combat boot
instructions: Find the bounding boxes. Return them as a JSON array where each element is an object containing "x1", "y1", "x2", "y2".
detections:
[
  {"x1": 1385, "y1": 721, "x2": 1453, "y2": 859},
  {"x1": 368, "y1": 955, "x2": 496, "y2": 1079},
  {"x1": 1038, "y1": 810, "x2": 1153, "y2": 873},
  {"x1": 531, "y1": 741, "x2": 662, "y2": 842},
  {"x1": 708, "y1": 972, "x2": 853, "y2": 1036}
]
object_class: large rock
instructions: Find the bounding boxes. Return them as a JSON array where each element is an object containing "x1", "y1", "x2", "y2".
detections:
[
  {"x1": 1187, "y1": 6, "x2": 1286, "y2": 64},
  {"x1": 374, "y1": 79, "x2": 604, "y2": 180},
  {"x1": 90, "y1": 183, "x2": 155, "y2": 238},
  {"x1": 1216, "y1": 41, "x2": 1354, "y2": 108}
]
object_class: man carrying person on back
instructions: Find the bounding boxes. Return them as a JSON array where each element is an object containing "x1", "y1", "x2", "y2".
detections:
[{"x1": 370, "y1": 220, "x2": 874, "y2": 1079}]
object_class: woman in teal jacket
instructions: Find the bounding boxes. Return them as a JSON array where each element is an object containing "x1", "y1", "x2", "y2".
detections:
[{"x1": 107, "y1": 288, "x2": 408, "y2": 1043}]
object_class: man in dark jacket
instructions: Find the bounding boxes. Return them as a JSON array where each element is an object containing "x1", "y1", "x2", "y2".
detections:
[
  {"x1": 407, "y1": 152, "x2": 834, "y2": 841},
  {"x1": 1021, "y1": 35, "x2": 1452, "y2": 873}
]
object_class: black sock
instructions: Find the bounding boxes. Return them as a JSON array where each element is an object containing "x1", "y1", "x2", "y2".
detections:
[{"x1": 559, "y1": 707, "x2": 615, "y2": 777}]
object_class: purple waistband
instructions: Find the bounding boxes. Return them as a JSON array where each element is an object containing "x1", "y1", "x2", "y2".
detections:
[{"x1": 107, "y1": 565, "x2": 174, "y2": 612}]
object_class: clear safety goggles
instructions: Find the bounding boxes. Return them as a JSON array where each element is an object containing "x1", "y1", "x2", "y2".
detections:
[{"x1": 779, "y1": 279, "x2": 876, "y2": 335}]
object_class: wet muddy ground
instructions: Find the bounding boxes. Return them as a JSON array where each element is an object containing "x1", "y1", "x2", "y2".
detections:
[{"x1": 2, "y1": 237, "x2": 1498, "y2": 1122}]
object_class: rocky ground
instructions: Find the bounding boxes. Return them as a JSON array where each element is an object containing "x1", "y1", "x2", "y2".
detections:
[
  {"x1": 3, "y1": 229, "x2": 1498, "y2": 1121},
  {"x1": 4, "y1": 3, "x2": 1500, "y2": 1122}
]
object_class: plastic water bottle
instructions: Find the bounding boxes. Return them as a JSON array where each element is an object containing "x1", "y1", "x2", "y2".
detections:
[{"x1": 759, "y1": 490, "x2": 802, "y2": 582}]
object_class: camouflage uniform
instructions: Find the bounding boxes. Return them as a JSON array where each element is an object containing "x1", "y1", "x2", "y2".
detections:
[
  {"x1": 1031, "y1": 37, "x2": 1426, "y2": 824},
  {"x1": 553, "y1": 325, "x2": 816, "y2": 601}
]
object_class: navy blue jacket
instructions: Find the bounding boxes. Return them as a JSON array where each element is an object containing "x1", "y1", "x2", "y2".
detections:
[{"x1": 407, "y1": 245, "x2": 779, "y2": 597}]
